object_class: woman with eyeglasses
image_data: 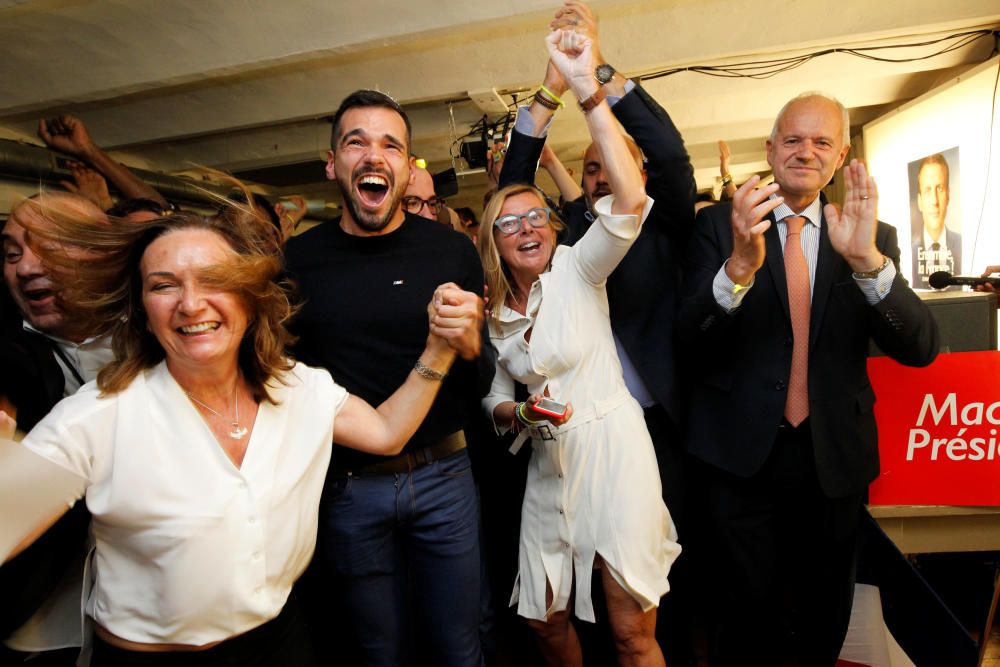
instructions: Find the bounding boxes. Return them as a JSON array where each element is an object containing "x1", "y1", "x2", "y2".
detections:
[{"x1": 476, "y1": 29, "x2": 679, "y2": 667}]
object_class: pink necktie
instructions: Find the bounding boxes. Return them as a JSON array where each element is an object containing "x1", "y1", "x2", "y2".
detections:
[{"x1": 784, "y1": 216, "x2": 810, "y2": 426}]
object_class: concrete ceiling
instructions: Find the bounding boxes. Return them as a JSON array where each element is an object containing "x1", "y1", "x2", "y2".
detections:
[{"x1": 1, "y1": 0, "x2": 998, "y2": 212}]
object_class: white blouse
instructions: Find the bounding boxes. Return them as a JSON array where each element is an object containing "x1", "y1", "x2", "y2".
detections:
[{"x1": 21, "y1": 360, "x2": 347, "y2": 646}]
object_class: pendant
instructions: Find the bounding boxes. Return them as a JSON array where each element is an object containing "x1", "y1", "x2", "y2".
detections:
[{"x1": 229, "y1": 424, "x2": 249, "y2": 439}]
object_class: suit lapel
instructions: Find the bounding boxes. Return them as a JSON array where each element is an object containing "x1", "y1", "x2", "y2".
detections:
[
  {"x1": 763, "y1": 212, "x2": 790, "y2": 322},
  {"x1": 810, "y1": 206, "x2": 837, "y2": 349}
]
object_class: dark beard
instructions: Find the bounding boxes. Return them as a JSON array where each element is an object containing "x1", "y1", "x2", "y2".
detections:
[
  {"x1": 585, "y1": 186, "x2": 612, "y2": 216},
  {"x1": 336, "y1": 167, "x2": 404, "y2": 233}
]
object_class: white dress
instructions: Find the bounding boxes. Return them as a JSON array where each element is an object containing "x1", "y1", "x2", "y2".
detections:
[
  {"x1": 19, "y1": 360, "x2": 347, "y2": 646},
  {"x1": 483, "y1": 195, "x2": 681, "y2": 622}
]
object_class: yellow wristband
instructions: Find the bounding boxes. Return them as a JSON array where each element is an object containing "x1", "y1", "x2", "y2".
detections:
[{"x1": 538, "y1": 84, "x2": 565, "y2": 108}]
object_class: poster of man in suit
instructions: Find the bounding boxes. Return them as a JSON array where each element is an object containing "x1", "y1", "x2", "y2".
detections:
[{"x1": 909, "y1": 147, "x2": 961, "y2": 289}]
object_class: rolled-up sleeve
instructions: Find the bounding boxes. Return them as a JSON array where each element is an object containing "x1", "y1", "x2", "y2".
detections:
[{"x1": 481, "y1": 360, "x2": 515, "y2": 434}]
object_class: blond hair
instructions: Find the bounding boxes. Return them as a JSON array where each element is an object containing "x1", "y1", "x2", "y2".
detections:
[{"x1": 476, "y1": 183, "x2": 564, "y2": 326}]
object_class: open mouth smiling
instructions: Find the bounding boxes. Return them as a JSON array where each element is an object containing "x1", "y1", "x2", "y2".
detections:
[
  {"x1": 178, "y1": 322, "x2": 220, "y2": 335},
  {"x1": 22, "y1": 287, "x2": 55, "y2": 303},
  {"x1": 356, "y1": 173, "x2": 390, "y2": 208}
]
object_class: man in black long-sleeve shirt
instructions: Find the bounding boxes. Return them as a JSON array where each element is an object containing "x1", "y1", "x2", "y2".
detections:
[{"x1": 285, "y1": 90, "x2": 494, "y2": 667}]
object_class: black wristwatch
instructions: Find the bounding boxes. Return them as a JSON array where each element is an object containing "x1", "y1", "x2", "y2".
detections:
[{"x1": 595, "y1": 63, "x2": 616, "y2": 86}]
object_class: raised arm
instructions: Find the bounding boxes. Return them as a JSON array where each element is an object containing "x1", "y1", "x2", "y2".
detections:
[
  {"x1": 39, "y1": 115, "x2": 169, "y2": 208},
  {"x1": 496, "y1": 59, "x2": 567, "y2": 190},
  {"x1": 539, "y1": 143, "x2": 583, "y2": 202},
  {"x1": 719, "y1": 140, "x2": 737, "y2": 200},
  {"x1": 548, "y1": 30, "x2": 644, "y2": 216},
  {"x1": 60, "y1": 161, "x2": 114, "y2": 211}
]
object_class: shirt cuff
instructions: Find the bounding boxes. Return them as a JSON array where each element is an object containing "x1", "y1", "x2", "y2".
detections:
[
  {"x1": 605, "y1": 78, "x2": 635, "y2": 107},
  {"x1": 713, "y1": 259, "x2": 753, "y2": 312},
  {"x1": 592, "y1": 192, "x2": 655, "y2": 239},
  {"x1": 513, "y1": 105, "x2": 554, "y2": 138},
  {"x1": 854, "y1": 259, "x2": 896, "y2": 304},
  {"x1": 482, "y1": 396, "x2": 512, "y2": 435}
]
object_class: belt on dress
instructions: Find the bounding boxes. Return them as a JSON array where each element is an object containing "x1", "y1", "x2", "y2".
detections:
[
  {"x1": 333, "y1": 431, "x2": 466, "y2": 475},
  {"x1": 509, "y1": 388, "x2": 633, "y2": 455}
]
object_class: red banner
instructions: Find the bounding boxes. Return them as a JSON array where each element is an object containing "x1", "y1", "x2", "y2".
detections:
[{"x1": 868, "y1": 350, "x2": 1000, "y2": 506}]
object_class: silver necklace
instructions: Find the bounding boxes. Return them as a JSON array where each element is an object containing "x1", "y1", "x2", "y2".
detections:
[{"x1": 186, "y1": 386, "x2": 249, "y2": 440}]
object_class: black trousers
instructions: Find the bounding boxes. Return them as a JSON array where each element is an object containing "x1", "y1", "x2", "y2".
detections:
[
  {"x1": 645, "y1": 404, "x2": 697, "y2": 667},
  {"x1": 706, "y1": 422, "x2": 863, "y2": 667},
  {"x1": 90, "y1": 596, "x2": 316, "y2": 667}
]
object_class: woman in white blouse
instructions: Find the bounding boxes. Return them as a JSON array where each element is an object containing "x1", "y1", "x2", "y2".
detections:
[
  {"x1": 0, "y1": 202, "x2": 458, "y2": 666},
  {"x1": 476, "y1": 30, "x2": 680, "y2": 667}
]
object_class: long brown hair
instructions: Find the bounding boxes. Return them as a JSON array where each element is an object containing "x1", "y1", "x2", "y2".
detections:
[
  {"x1": 18, "y1": 194, "x2": 295, "y2": 403},
  {"x1": 476, "y1": 183, "x2": 564, "y2": 327}
]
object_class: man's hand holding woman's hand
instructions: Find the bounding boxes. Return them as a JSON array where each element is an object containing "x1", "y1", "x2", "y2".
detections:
[{"x1": 427, "y1": 282, "x2": 483, "y2": 361}]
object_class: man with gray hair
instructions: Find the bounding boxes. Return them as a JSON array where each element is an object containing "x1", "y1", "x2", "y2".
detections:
[{"x1": 678, "y1": 92, "x2": 938, "y2": 665}]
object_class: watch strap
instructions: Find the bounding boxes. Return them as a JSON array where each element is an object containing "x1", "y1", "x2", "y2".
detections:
[{"x1": 578, "y1": 87, "x2": 607, "y2": 113}]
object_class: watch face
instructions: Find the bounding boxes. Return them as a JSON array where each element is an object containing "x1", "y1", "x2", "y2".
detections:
[{"x1": 595, "y1": 63, "x2": 615, "y2": 85}]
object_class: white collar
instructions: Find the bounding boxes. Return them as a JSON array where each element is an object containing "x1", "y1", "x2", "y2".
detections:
[
  {"x1": 923, "y1": 227, "x2": 948, "y2": 250},
  {"x1": 774, "y1": 195, "x2": 823, "y2": 228},
  {"x1": 22, "y1": 320, "x2": 101, "y2": 348}
]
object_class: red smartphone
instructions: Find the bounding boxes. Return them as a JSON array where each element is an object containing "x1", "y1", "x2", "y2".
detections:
[{"x1": 532, "y1": 398, "x2": 568, "y2": 420}]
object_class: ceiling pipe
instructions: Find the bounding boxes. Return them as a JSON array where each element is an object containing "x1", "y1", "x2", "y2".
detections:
[
  {"x1": 0, "y1": 140, "x2": 339, "y2": 220},
  {"x1": 0, "y1": 139, "x2": 234, "y2": 206}
]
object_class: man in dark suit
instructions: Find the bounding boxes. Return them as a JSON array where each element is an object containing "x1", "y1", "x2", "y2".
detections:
[
  {"x1": 678, "y1": 93, "x2": 939, "y2": 666},
  {"x1": 498, "y1": 3, "x2": 696, "y2": 662}
]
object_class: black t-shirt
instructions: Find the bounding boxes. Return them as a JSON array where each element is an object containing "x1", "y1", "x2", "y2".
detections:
[{"x1": 284, "y1": 213, "x2": 494, "y2": 469}]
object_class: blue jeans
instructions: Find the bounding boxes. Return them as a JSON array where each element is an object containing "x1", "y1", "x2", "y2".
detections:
[{"x1": 319, "y1": 449, "x2": 482, "y2": 667}]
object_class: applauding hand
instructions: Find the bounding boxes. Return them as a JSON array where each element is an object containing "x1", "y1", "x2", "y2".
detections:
[
  {"x1": 825, "y1": 159, "x2": 884, "y2": 273},
  {"x1": 726, "y1": 176, "x2": 782, "y2": 286}
]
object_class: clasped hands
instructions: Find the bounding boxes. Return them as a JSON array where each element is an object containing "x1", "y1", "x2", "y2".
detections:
[
  {"x1": 544, "y1": 1, "x2": 602, "y2": 102},
  {"x1": 726, "y1": 159, "x2": 885, "y2": 286},
  {"x1": 426, "y1": 283, "x2": 484, "y2": 361}
]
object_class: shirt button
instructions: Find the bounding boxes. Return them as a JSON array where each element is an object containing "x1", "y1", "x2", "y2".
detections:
[
  {"x1": 558, "y1": 508, "x2": 564, "y2": 515},
  {"x1": 558, "y1": 473, "x2": 563, "y2": 479},
  {"x1": 252, "y1": 552, "x2": 261, "y2": 560},
  {"x1": 775, "y1": 380, "x2": 786, "y2": 391},
  {"x1": 254, "y1": 586, "x2": 263, "y2": 595},
  {"x1": 248, "y1": 516, "x2": 256, "y2": 524}
]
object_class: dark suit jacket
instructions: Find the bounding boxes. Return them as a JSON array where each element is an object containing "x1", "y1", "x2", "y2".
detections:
[
  {"x1": 0, "y1": 326, "x2": 90, "y2": 638},
  {"x1": 678, "y1": 201, "x2": 939, "y2": 498},
  {"x1": 499, "y1": 83, "x2": 696, "y2": 423}
]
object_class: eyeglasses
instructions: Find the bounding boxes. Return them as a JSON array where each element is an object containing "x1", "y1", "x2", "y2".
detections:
[
  {"x1": 493, "y1": 207, "x2": 552, "y2": 236},
  {"x1": 402, "y1": 195, "x2": 443, "y2": 215}
]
